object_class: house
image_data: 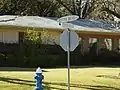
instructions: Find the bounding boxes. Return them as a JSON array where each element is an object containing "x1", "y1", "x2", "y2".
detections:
[{"x1": 0, "y1": 15, "x2": 120, "y2": 53}]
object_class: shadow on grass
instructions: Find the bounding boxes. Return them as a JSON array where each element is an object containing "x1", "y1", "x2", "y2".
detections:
[
  {"x1": 0, "y1": 76, "x2": 35, "y2": 86},
  {"x1": 0, "y1": 76, "x2": 120, "y2": 90},
  {"x1": 96, "y1": 75, "x2": 120, "y2": 79},
  {"x1": 43, "y1": 82, "x2": 120, "y2": 90},
  {"x1": 0, "y1": 76, "x2": 65, "y2": 90}
]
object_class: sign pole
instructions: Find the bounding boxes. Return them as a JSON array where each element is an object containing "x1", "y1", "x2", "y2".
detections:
[
  {"x1": 67, "y1": 28, "x2": 70, "y2": 90},
  {"x1": 57, "y1": 15, "x2": 79, "y2": 90}
]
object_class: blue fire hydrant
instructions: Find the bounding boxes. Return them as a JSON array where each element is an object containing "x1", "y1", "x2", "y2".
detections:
[{"x1": 34, "y1": 67, "x2": 44, "y2": 90}]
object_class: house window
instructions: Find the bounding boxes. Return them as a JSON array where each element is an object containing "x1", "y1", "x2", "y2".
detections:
[{"x1": 0, "y1": 31, "x2": 19, "y2": 43}]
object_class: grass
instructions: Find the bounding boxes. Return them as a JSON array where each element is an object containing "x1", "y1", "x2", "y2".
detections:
[{"x1": 0, "y1": 67, "x2": 120, "y2": 90}]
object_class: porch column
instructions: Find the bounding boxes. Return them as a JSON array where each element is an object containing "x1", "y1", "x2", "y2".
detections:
[
  {"x1": 97, "y1": 38, "x2": 105, "y2": 52},
  {"x1": 112, "y1": 38, "x2": 119, "y2": 51},
  {"x1": 81, "y1": 37, "x2": 89, "y2": 53}
]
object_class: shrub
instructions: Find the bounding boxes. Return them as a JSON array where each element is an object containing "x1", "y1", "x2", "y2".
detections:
[{"x1": 0, "y1": 53, "x2": 6, "y2": 67}]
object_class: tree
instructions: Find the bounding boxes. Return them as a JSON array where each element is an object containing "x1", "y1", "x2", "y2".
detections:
[
  {"x1": 25, "y1": 28, "x2": 41, "y2": 44},
  {"x1": 0, "y1": 0, "x2": 62, "y2": 17},
  {"x1": 1, "y1": 0, "x2": 120, "y2": 21},
  {"x1": 88, "y1": 0, "x2": 120, "y2": 21},
  {"x1": 24, "y1": 28, "x2": 41, "y2": 66},
  {"x1": 102, "y1": 0, "x2": 120, "y2": 19},
  {"x1": 55, "y1": 0, "x2": 120, "y2": 21},
  {"x1": 0, "y1": 0, "x2": 95, "y2": 18},
  {"x1": 40, "y1": 30, "x2": 57, "y2": 45},
  {"x1": 56, "y1": 0, "x2": 94, "y2": 19}
]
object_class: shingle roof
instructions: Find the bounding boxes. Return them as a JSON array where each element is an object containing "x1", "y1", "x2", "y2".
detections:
[{"x1": 0, "y1": 15, "x2": 119, "y2": 33}]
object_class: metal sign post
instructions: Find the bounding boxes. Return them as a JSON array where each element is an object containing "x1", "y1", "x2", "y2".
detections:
[
  {"x1": 67, "y1": 28, "x2": 70, "y2": 90},
  {"x1": 60, "y1": 29, "x2": 79, "y2": 90}
]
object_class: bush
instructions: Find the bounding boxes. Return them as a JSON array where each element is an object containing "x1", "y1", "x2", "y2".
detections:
[
  {"x1": 6, "y1": 54, "x2": 17, "y2": 67},
  {"x1": 0, "y1": 53, "x2": 6, "y2": 67},
  {"x1": 1, "y1": 42, "x2": 120, "y2": 68},
  {"x1": 28, "y1": 54, "x2": 67, "y2": 68}
]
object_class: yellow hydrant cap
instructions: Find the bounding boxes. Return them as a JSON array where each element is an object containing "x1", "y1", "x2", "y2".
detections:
[{"x1": 36, "y1": 67, "x2": 42, "y2": 73}]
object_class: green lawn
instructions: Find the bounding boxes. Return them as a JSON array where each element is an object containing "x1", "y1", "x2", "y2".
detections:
[{"x1": 0, "y1": 67, "x2": 120, "y2": 90}]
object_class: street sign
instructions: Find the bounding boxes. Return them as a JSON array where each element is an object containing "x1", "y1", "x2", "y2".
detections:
[
  {"x1": 58, "y1": 15, "x2": 79, "y2": 90},
  {"x1": 60, "y1": 29, "x2": 79, "y2": 51},
  {"x1": 57, "y1": 15, "x2": 79, "y2": 23}
]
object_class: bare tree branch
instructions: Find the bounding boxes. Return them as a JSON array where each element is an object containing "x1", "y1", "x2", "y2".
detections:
[
  {"x1": 77, "y1": 0, "x2": 82, "y2": 18},
  {"x1": 72, "y1": 0, "x2": 77, "y2": 14},
  {"x1": 104, "y1": 8, "x2": 120, "y2": 18},
  {"x1": 55, "y1": 0, "x2": 74, "y2": 14}
]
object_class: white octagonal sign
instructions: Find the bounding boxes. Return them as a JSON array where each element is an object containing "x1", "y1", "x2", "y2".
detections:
[{"x1": 60, "y1": 30, "x2": 79, "y2": 51}]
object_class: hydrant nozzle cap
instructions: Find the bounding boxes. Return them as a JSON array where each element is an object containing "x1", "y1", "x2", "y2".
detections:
[{"x1": 36, "y1": 67, "x2": 42, "y2": 73}]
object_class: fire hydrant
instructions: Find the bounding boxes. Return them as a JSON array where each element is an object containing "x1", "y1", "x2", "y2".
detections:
[{"x1": 34, "y1": 67, "x2": 44, "y2": 90}]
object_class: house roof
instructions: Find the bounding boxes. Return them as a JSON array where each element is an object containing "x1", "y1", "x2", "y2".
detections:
[{"x1": 0, "y1": 15, "x2": 119, "y2": 33}]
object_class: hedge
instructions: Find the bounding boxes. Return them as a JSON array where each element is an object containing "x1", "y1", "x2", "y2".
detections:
[{"x1": 0, "y1": 43, "x2": 120, "y2": 68}]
